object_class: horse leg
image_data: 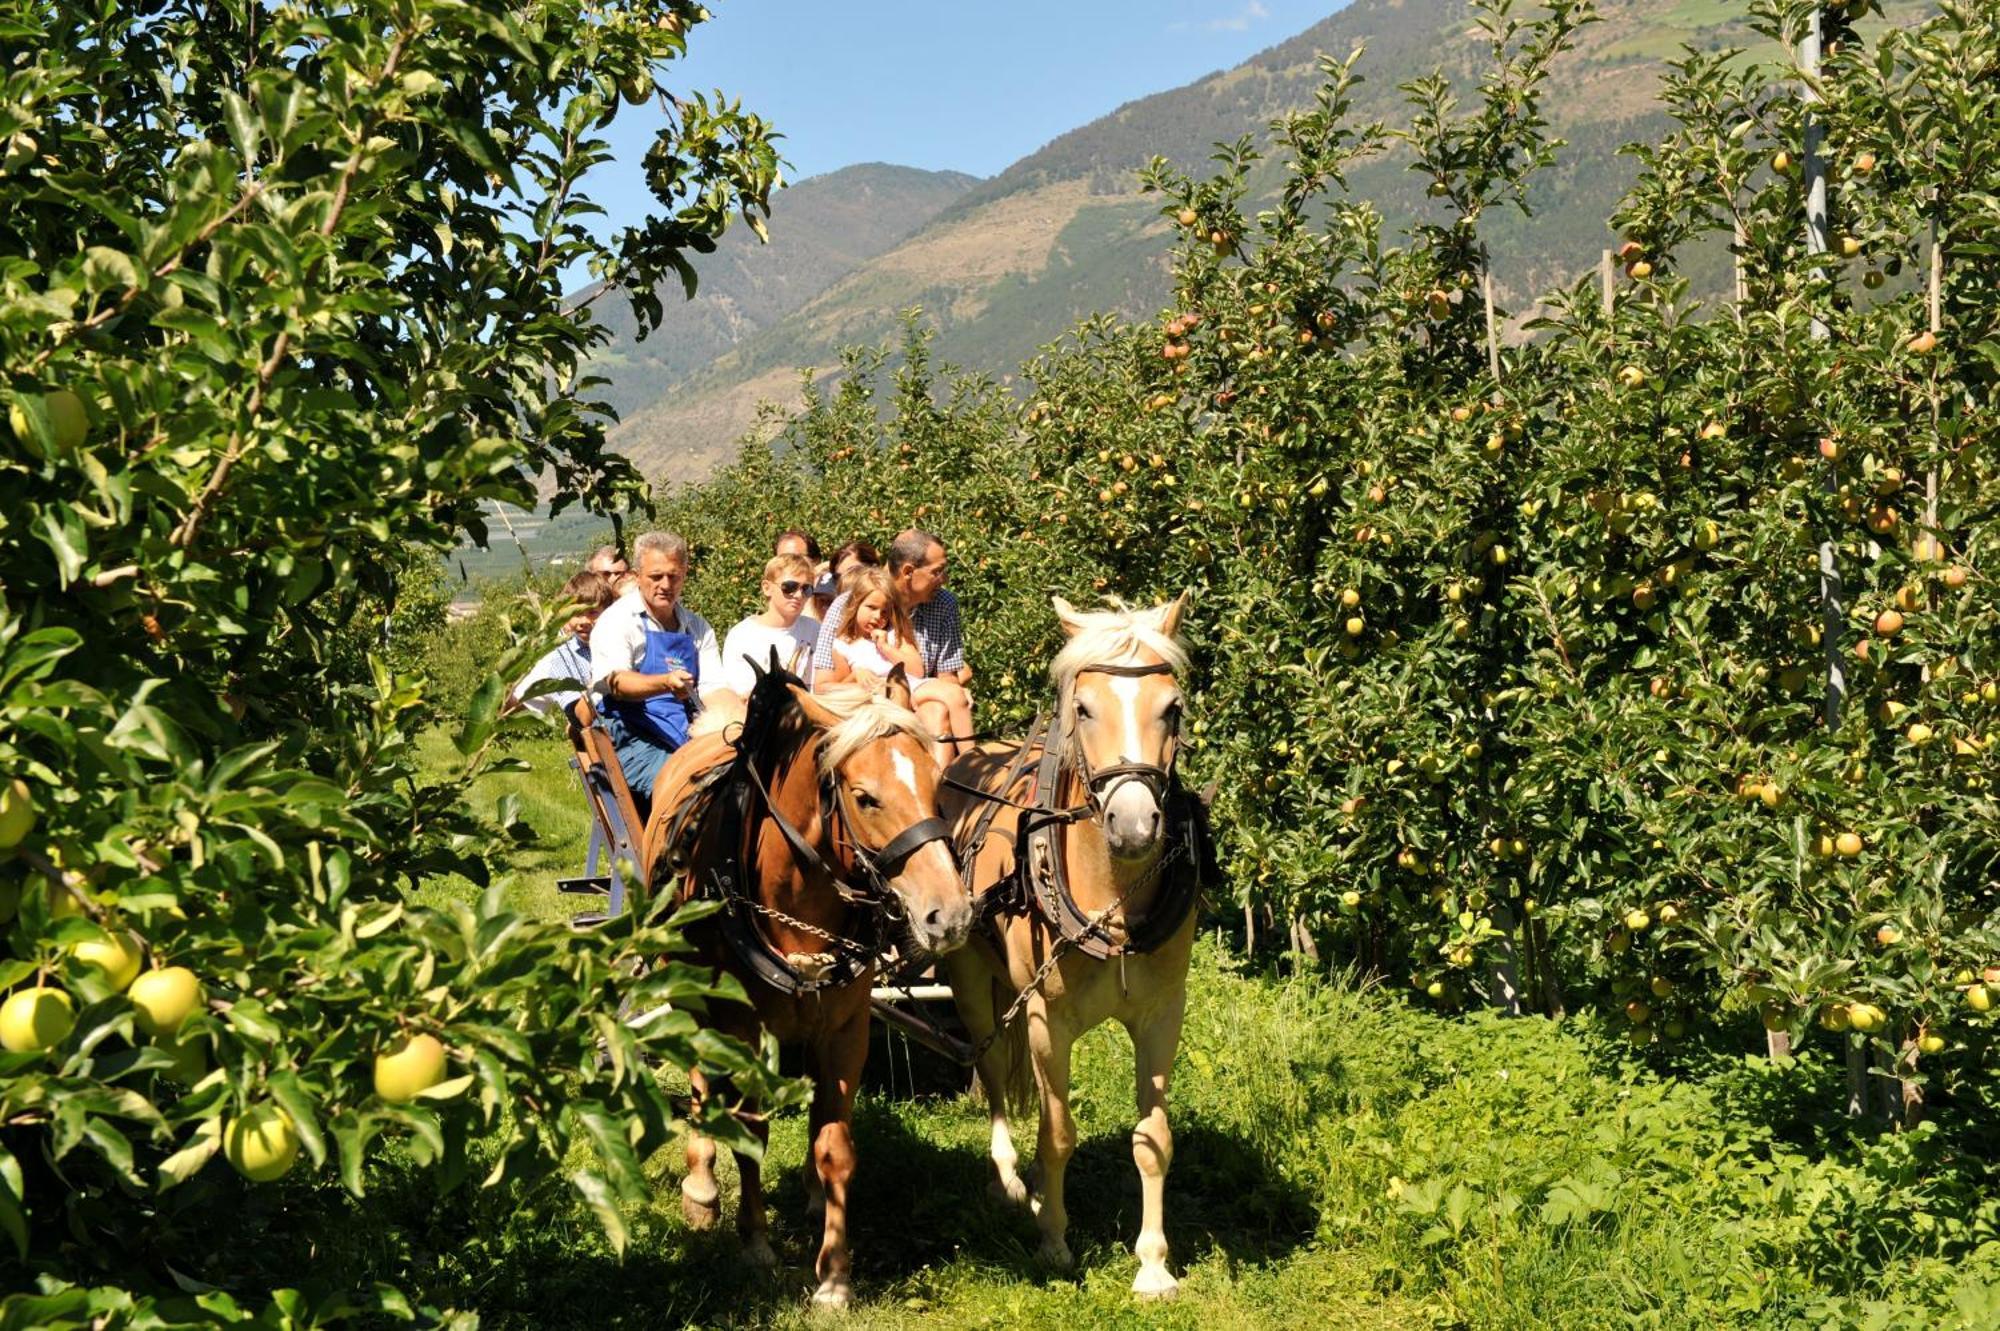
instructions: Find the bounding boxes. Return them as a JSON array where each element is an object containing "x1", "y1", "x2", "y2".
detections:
[
  {"x1": 681, "y1": 1068, "x2": 722, "y2": 1230},
  {"x1": 799, "y1": 1044, "x2": 827, "y2": 1218},
  {"x1": 1028, "y1": 1015, "x2": 1078, "y2": 1270},
  {"x1": 808, "y1": 1006, "x2": 868, "y2": 1308},
  {"x1": 1126, "y1": 996, "x2": 1188, "y2": 1300},
  {"x1": 946, "y1": 950, "x2": 1030, "y2": 1205},
  {"x1": 732, "y1": 1113, "x2": 776, "y2": 1269}
]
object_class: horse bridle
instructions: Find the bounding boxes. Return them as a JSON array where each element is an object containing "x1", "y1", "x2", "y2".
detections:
[
  {"x1": 742, "y1": 755, "x2": 955, "y2": 914},
  {"x1": 1065, "y1": 660, "x2": 1182, "y2": 817},
  {"x1": 825, "y1": 776, "x2": 955, "y2": 912}
]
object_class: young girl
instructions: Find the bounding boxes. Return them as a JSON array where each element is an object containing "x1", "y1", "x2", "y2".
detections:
[{"x1": 817, "y1": 564, "x2": 924, "y2": 693}]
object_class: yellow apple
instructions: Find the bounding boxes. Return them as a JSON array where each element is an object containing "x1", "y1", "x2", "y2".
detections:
[
  {"x1": 1835, "y1": 831, "x2": 1864, "y2": 857},
  {"x1": 1906, "y1": 722, "x2": 1935, "y2": 746},
  {"x1": 1625, "y1": 909, "x2": 1650, "y2": 931},
  {"x1": 373, "y1": 1032, "x2": 449, "y2": 1103},
  {"x1": 0, "y1": 985, "x2": 74, "y2": 1052},
  {"x1": 71, "y1": 931, "x2": 144, "y2": 991},
  {"x1": 0, "y1": 778, "x2": 33, "y2": 848},
  {"x1": 1917, "y1": 1033, "x2": 1945, "y2": 1055},
  {"x1": 1908, "y1": 330, "x2": 1937, "y2": 354},
  {"x1": 1966, "y1": 984, "x2": 1992, "y2": 1014},
  {"x1": 224, "y1": 1104, "x2": 301, "y2": 1182},
  {"x1": 129, "y1": 966, "x2": 202, "y2": 1037}
]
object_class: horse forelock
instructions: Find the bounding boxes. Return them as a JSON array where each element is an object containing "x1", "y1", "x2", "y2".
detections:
[
  {"x1": 1049, "y1": 599, "x2": 1189, "y2": 694},
  {"x1": 810, "y1": 685, "x2": 935, "y2": 778},
  {"x1": 1048, "y1": 600, "x2": 1187, "y2": 770}
]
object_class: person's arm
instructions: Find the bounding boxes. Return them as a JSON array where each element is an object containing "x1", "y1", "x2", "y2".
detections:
[
  {"x1": 691, "y1": 610, "x2": 724, "y2": 701},
  {"x1": 929, "y1": 592, "x2": 970, "y2": 685},
  {"x1": 810, "y1": 593, "x2": 849, "y2": 674},
  {"x1": 886, "y1": 631, "x2": 925, "y2": 679},
  {"x1": 510, "y1": 640, "x2": 578, "y2": 717},
  {"x1": 590, "y1": 605, "x2": 692, "y2": 702},
  {"x1": 816, "y1": 642, "x2": 856, "y2": 692}
]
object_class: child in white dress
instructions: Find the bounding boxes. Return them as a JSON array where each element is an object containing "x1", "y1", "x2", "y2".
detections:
[{"x1": 818, "y1": 565, "x2": 925, "y2": 692}]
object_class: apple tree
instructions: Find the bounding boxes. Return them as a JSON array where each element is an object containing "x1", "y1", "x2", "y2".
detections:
[{"x1": 0, "y1": 0, "x2": 800, "y2": 1319}]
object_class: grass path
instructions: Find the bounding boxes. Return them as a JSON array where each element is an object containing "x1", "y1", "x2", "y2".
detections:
[{"x1": 422, "y1": 731, "x2": 1432, "y2": 1328}]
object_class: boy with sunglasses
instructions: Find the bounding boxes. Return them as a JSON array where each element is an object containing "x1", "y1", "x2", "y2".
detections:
[{"x1": 716, "y1": 552, "x2": 821, "y2": 699}]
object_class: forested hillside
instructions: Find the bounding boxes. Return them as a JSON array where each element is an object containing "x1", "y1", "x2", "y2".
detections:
[
  {"x1": 580, "y1": 162, "x2": 976, "y2": 421},
  {"x1": 609, "y1": 0, "x2": 1924, "y2": 479}
]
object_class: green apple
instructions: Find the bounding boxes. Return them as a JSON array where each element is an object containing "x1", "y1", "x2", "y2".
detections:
[
  {"x1": 373, "y1": 1032, "x2": 448, "y2": 1103},
  {"x1": 0, "y1": 778, "x2": 34, "y2": 848},
  {"x1": 0, "y1": 985, "x2": 74, "y2": 1052},
  {"x1": 70, "y1": 930, "x2": 144, "y2": 991},
  {"x1": 129, "y1": 966, "x2": 202, "y2": 1037},
  {"x1": 225, "y1": 1104, "x2": 301, "y2": 1182}
]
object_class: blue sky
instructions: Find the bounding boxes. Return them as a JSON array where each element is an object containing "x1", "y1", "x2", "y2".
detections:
[{"x1": 585, "y1": 1, "x2": 1349, "y2": 253}]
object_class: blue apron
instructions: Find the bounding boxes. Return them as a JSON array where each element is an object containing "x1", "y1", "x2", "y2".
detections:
[{"x1": 606, "y1": 616, "x2": 699, "y2": 806}]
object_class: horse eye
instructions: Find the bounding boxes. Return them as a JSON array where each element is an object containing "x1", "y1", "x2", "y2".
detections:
[
  {"x1": 853, "y1": 789, "x2": 881, "y2": 809},
  {"x1": 1164, "y1": 701, "x2": 1184, "y2": 726},
  {"x1": 1075, "y1": 702, "x2": 1094, "y2": 721}
]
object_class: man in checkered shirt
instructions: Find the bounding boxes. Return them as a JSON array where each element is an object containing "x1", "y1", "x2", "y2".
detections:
[{"x1": 812, "y1": 528, "x2": 974, "y2": 759}]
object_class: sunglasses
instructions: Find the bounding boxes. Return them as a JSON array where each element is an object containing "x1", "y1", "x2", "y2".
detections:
[{"x1": 777, "y1": 580, "x2": 808, "y2": 596}]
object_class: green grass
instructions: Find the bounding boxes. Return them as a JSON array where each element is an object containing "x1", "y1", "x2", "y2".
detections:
[{"x1": 385, "y1": 730, "x2": 2000, "y2": 1329}]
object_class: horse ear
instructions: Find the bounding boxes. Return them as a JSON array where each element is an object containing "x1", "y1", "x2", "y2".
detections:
[
  {"x1": 1157, "y1": 589, "x2": 1190, "y2": 638},
  {"x1": 788, "y1": 683, "x2": 840, "y2": 729},
  {"x1": 765, "y1": 644, "x2": 786, "y2": 677},
  {"x1": 1052, "y1": 595, "x2": 1086, "y2": 638},
  {"x1": 884, "y1": 662, "x2": 914, "y2": 710},
  {"x1": 746, "y1": 651, "x2": 769, "y2": 682}
]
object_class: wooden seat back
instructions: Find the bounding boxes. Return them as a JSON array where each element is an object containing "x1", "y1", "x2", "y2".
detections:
[{"x1": 566, "y1": 694, "x2": 651, "y2": 898}]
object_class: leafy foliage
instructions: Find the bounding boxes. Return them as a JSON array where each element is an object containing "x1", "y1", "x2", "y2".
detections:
[
  {"x1": 658, "y1": 0, "x2": 2000, "y2": 1117},
  {"x1": 0, "y1": 0, "x2": 801, "y2": 1320}
]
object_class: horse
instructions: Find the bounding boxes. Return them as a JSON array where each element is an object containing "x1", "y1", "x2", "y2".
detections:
[
  {"x1": 645, "y1": 666, "x2": 971, "y2": 1308},
  {"x1": 939, "y1": 594, "x2": 1205, "y2": 1299}
]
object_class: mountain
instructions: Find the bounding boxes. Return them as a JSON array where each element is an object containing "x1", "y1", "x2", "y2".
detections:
[
  {"x1": 581, "y1": 162, "x2": 977, "y2": 423},
  {"x1": 606, "y1": 0, "x2": 1912, "y2": 481}
]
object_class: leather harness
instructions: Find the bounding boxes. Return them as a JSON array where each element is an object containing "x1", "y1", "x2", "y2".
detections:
[
  {"x1": 665, "y1": 656, "x2": 956, "y2": 998},
  {"x1": 969, "y1": 661, "x2": 1212, "y2": 961}
]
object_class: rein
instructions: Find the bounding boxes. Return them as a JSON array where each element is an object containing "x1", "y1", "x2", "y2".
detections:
[
  {"x1": 695, "y1": 678, "x2": 956, "y2": 998},
  {"x1": 954, "y1": 658, "x2": 1206, "y2": 964}
]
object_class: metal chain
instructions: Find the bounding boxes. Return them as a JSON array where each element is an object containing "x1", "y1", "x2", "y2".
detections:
[
  {"x1": 742, "y1": 896, "x2": 877, "y2": 961},
  {"x1": 967, "y1": 832, "x2": 1188, "y2": 1063}
]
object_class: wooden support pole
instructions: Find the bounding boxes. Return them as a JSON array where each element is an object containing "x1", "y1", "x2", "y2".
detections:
[
  {"x1": 1483, "y1": 269, "x2": 1503, "y2": 390},
  {"x1": 1599, "y1": 248, "x2": 1614, "y2": 319}
]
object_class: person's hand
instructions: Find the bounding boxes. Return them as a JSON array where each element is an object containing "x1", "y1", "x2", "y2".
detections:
[
  {"x1": 662, "y1": 668, "x2": 694, "y2": 697},
  {"x1": 870, "y1": 628, "x2": 892, "y2": 653},
  {"x1": 851, "y1": 668, "x2": 883, "y2": 692}
]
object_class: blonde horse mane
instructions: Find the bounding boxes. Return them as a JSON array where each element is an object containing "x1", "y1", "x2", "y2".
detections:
[
  {"x1": 811, "y1": 683, "x2": 935, "y2": 776},
  {"x1": 1049, "y1": 597, "x2": 1190, "y2": 692}
]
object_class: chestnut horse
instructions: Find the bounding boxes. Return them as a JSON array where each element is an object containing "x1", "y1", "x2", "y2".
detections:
[
  {"x1": 940, "y1": 595, "x2": 1203, "y2": 1299},
  {"x1": 646, "y1": 671, "x2": 971, "y2": 1307}
]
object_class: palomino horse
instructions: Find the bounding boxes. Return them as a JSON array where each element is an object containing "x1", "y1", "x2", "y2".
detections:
[
  {"x1": 940, "y1": 595, "x2": 1204, "y2": 1299},
  {"x1": 645, "y1": 669, "x2": 971, "y2": 1307}
]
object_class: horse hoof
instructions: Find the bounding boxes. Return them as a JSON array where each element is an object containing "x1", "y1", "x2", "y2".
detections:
[
  {"x1": 811, "y1": 1278, "x2": 853, "y2": 1309},
  {"x1": 680, "y1": 1185, "x2": 720, "y2": 1231},
  {"x1": 1035, "y1": 1238, "x2": 1075, "y2": 1271},
  {"x1": 740, "y1": 1235, "x2": 778, "y2": 1269},
  {"x1": 1132, "y1": 1266, "x2": 1180, "y2": 1300},
  {"x1": 989, "y1": 1173, "x2": 1030, "y2": 1208}
]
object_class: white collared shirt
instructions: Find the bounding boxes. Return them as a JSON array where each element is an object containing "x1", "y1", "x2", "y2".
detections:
[{"x1": 588, "y1": 595, "x2": 722, "y2": 700}]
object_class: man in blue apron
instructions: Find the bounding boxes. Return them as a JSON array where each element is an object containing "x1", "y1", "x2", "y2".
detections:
[{"x1": 588, "y1": 531, "x2": 721, "y2": 813}]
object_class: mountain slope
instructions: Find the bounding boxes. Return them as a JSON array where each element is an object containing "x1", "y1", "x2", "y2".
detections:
[
  {"x1": 611, "y1": 0, "x2": 1907, "y2": 481},
  {"x1": 582, "y1": 162, "x2": 976, "y2": 421}
]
